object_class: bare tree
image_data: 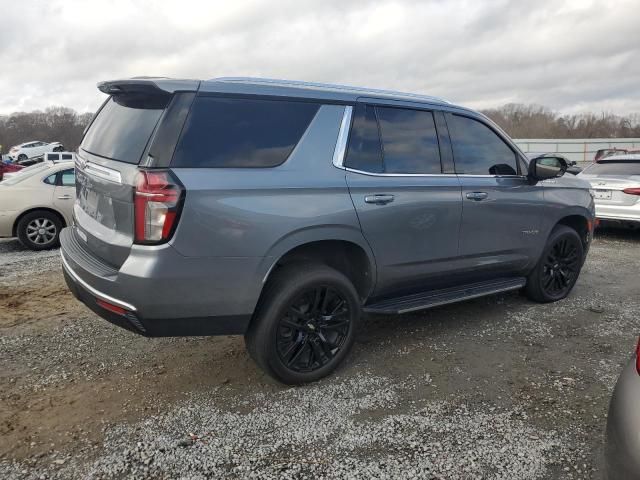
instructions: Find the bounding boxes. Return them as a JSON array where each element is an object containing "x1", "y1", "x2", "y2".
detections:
[
  {"x1": 482, "y1": 104, "x2": 640, "y2": 139},
  {"x1": 0, "y1": 107, "x2": 93, "y2": 153}
]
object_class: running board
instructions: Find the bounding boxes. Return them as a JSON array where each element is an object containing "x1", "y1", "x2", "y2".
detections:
[{"x1": 364, "y1": 277, "x2": 526, "y2": 315}]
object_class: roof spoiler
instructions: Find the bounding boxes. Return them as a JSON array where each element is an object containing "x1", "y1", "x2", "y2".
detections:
[{"x1": 97, "y1": 77, "x2": 200, "y2": 95}]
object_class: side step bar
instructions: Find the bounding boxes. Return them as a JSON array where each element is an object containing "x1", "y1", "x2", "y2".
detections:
[{"x1": 364, "y1": 277, "x2": 526, "y2": 315}]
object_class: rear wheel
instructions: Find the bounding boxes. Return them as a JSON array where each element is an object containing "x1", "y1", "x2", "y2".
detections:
[
  {"x1": 245, "y1": 263, "x2": 361, "y2": 385},
  {"x1": 525, "y1": 225, "x2": 584, "y2": 303},
  {"x1": 16, "y1": 210, "x2": 62, "y2": 250},
  {"x1": 17, "y1": 154, "x2": 27, "y2": 162},
  {"x1": 53, "y1": 146, "x2": 64, "y2": 152}
]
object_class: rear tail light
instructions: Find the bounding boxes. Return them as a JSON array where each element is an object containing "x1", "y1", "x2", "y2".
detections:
[
  {"x1": 622, "y1": 187, "x2": 640, "y2": 196},
  {"x1": 134, "y1": 170, "x2": 184, "y2": 244},
  {"x1": 636, "y1": 337, "x2": 640, "y2": 375}
]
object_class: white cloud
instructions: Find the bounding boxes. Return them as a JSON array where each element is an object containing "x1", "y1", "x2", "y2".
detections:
[{"x1": 0, "y1": 0, "x2": 638, "y2": 114}]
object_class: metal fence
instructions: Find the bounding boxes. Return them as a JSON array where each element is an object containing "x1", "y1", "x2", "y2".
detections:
[{"x1": 514, "y1": 138, "x2": 640, "y2": 167}]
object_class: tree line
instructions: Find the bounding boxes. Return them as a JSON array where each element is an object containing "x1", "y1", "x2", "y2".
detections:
[
  {"x1": 481, "y1": 104, "x2": 640, "y2": 139},
  {"x1": 1, "y1": 104, "x2": 639, "y2": 155},
  {"x1": 0, "y1": 107, "x2": 93, "y2": 154}
]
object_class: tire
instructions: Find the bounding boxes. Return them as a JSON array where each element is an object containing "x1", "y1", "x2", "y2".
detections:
[
  {"x1": 53, "y1": 146, "x2": 64, "y2": 152},
  {"x1": 17, "y1": 154, "x2": 27, "y2": 161},
  {"x1": 525, "y1": 225, "x2": 584, "y2": 303},
  {"x1": 245, "y1": 263, "x2": 361, "y2": 385},
  {"x1": 16, "y1": 210, "x2": 63, "y2": 251}
]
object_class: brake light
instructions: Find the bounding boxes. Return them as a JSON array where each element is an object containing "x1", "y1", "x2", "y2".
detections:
[
  {"x1": 636, "y1": 337, "x2": 640, "y2": 375},
  {"x1": 622, "y1": 187, "x2": 640, "y2": 196},
  {"x1": 134, "y1": 170, "x2": 183, "y2": 244}
]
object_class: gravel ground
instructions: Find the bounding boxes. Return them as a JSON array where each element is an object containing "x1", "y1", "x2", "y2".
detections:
[{"x1": 0, "y1": 227, "x2": 639, "y2": 479}]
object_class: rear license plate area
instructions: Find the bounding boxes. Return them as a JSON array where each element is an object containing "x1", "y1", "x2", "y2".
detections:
[{"x1": 594, "y1": 189, "x2": 612, "y2": 200}]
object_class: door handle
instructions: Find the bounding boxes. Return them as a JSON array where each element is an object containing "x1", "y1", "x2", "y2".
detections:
[
  {"x1": 57, "y1": 195, "x2": 72, "y2": 200},
  {"x1": 465, "y1": 192, "x2": 488, "y2": 201},
  {"x1": 364, "y1": 194, "x2": 395, "y2": 205}
]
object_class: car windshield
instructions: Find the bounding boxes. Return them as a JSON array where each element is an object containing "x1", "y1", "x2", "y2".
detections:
[
  {"x1": 1, "y1": 163, "x2": 51, "y2": 186},
  {"x1": 581, "y1": 161, "x2": 640, "y2": 176}
]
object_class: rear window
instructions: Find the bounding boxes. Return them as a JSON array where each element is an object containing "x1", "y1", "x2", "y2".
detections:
[
  {"x1": 81, "y1": 94, "x2": 169, "y2": 164},
  {"x1": 582, "y1": 161, "x2": 640, "y2": 176},
  {"x1": 171, "y1": 96, "x2": 319, "y2": 168}
]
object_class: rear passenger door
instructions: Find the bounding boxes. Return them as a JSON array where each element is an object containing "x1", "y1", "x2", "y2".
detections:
[
  {"x1": 53, "y1": 168, "x2": 76, "y2": 222},
  {"x1": 344, "y1": 103, "x2": 463, "y2": 296},
  {"x1": 445, "y1": 112, "x2": 545, "y2": 275}
]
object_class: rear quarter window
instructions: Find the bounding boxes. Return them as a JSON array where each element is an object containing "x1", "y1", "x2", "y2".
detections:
[{"x1": 171, "y1": 97, "x2": 319, "y2": 168}]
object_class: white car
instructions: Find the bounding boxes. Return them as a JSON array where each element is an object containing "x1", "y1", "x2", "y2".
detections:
[
  {"x1": 8, "y1": 140, "x2": 64, "y2": 162},
  {"x1": 0, "y1": 160, "x2": 75, "y2": 250},
  {"x1": 578, "y1": 154, "x2": 640, "y2": 228}
]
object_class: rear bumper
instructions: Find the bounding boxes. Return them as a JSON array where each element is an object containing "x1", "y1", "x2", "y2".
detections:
[
  {"x1": 595, "y1": 204, "x2": 640, "y2": 223},
  {"x1": 60, "y1": 226, "x2": 261, "y2": 337},
  {"x1": 605, "y1": 356, "x2": 640, "y2": 479}
]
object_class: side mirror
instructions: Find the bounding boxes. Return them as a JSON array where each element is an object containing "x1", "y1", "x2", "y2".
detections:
[{"x1": 528, "y1": 155, "x2": 568, "y2": 183}]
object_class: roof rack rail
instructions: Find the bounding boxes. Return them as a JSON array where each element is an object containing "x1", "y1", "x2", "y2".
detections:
[{"x1": 210, "y1": 77, "x2": 450, "y2": 104}]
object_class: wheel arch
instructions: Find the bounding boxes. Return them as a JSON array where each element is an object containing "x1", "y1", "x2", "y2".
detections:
[
  {"x1": 12, "y1": 207, "x2": 67, "y2": 237},
  {"x1": 260, "y1": 227, "x2": 377, "y2": 302},
  {"x1": 555, "y1": 213, "x2": 592, "y2": 249}
]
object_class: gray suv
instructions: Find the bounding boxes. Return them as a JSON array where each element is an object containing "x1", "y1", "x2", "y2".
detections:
[{"x1": 60, "y1": 77, "x2": 595, "y2": 384}]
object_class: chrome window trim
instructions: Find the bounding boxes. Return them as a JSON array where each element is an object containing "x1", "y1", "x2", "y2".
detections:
[
  {"x1": 82, "y1": 161, "x2": 122, "y2": 184},
  {"x1": 332, "y1": 105, "x2": 353, "y2": 168},
  {"x1": 344, "y1": 167, "x2": 526, "y2": 179},
  {"x1": 344, "y1": 167, "x2": 457, "y2": 178}
]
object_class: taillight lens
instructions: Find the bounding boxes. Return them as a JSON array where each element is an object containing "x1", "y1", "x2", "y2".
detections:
[
  {"x1": 636, "y1": 337, "x2": 640, "y2": 375},
  {"x1": 623, "y1": 187, "x2": 640, "y2": 196},
  {"x1": 134, "y1": 170, "x2": 183, "y2": 244}
]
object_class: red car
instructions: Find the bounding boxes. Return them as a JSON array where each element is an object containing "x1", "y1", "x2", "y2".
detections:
[{"x1": 0, "y1": 160, "x2": 24, "y2": 181}]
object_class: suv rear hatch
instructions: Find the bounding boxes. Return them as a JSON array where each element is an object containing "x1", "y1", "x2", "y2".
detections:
[{"x1": 73, "y1": 79, "x2": 198, "y2": 269}]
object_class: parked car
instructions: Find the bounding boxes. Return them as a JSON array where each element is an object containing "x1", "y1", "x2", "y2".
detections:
[
  {"x1": 605, "y1": 337, "x2": 640, "y2": 479},
  {"x1": 0, "y1": 159, "x2": 75, "y2": 249},
  {"x1": 8, "y1": 141, "x2": 64, "y2": 162},
  {"x1": 578, "y1": 154, "x2": 640, "y2": 228},
  {"x1": 0, "y1": 158, "x2": 24, "y2": 181},
  {"x1": 60, "y1": 77, "x2": 595, "y2": 384},
  {"x1": 3, "y1": 152, "x2": 76, "y2": 181}
]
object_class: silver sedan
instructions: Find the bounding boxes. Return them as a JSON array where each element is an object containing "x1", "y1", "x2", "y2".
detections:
[
  {"x1": 578, "y1": 154, "x2": 640, "y2": 228},
  {"x1": 605, "y1": 338, "x2": 640, "y2": 478}
]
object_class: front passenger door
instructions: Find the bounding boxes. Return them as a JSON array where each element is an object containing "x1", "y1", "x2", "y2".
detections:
[{"x1": 446, "y1": 113, "x2": 545, "y2": 276}]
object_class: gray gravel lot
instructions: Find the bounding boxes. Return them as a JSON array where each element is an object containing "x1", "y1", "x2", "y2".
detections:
[{"x1": 0, "y1": 228, "x2": 639, "y2": 479}]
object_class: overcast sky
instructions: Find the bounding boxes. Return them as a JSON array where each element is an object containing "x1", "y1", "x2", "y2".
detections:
[{"x1": 1, "y1": 0, "x2": 639, "y2": 115}]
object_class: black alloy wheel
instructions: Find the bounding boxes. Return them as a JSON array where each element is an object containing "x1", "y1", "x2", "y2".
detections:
[
  {"x1": 541, "y1": 236, "x2": 581, "y2": 297},
  {"x1": 276, "y1": 286, "x2": 351, "y2": 373},
  {"x1": 245, "y1": 263, "x2": 361, "y2": 385},
  {"x1": 525, "y1": 224, "x2": 584, "y2": 303}
]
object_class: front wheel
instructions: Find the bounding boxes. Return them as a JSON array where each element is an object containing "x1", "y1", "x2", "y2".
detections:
[
  {"x1": 245, "y1": 263, "x2": 361, "y2": 385},
  {"x1": 525, "y1": 225, "x2": 584, "y2": 303}
]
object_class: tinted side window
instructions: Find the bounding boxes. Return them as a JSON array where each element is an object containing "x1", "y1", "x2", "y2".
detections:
[
  {"x1": 447, "y1": 114, "x2": 518, "y2": 175},
  {"x1": 44, "y1": 173, "x2": 57, "y2": 185},
  {"x1": 172, "y1": 97, "x2": 319, "y2": 168},
  {"x1": 344, "y1": 104, "x2": 383, "y2": 173},
  {"x1": 61, "y1": 154, "x2": 73, "y2": 160},
  {"x1": 60, "y1": 169, "x2": 75, "y2": 186},
  {"x1": 376, "y1": 107, "x2": 441, "y2": 174},
  {"x1": 48, "y1": 154, "x2": 59, "y2": 161}
]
